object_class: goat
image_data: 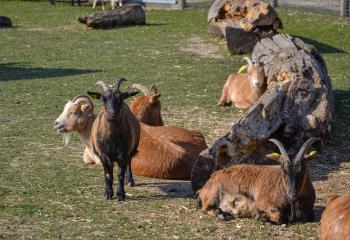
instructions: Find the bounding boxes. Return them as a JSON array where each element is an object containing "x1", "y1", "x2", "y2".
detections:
[
  {"x1": 87, "y1": 78, "x2": 140, "y2": 201},
  {"x1": 130, "y1": 83, "x2": 163, "y2": 126},
  {"x1": 319, "y1": 195, "x2": 350, "y2": 240},
  {"x1": 218, "y1": 57, "x2": 266, "y2": 109},
  {"x1": 198, "y1": 138, "x2": 319, "y2": 224},
  {"x1": 132, "y1": 123, "x2": 207, "y2": 179},
  {"x1": 54, "y1": 95, "x2": 102, "y2": 165},
  {"x1": 54, "y1": 84, "x2": 207, "y2": 180}
]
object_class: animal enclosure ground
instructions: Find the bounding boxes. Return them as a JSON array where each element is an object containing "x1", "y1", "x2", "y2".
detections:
[{"x1": 0, "y1": 2, "x2": 350, "y2": 239}]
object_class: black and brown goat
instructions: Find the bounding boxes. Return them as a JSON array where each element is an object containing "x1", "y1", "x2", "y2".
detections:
[
  {"x1": 87, "y1": 78, "x2": 140, "y2": 201},
  {"x1": 198, "y1": 138, "x2": 319, "y2": 224},
  {"x1": 319, "y1": 195, "x2": 350, "y2": 240}
]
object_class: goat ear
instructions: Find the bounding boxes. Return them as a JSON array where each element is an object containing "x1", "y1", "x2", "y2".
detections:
[
  {"x1": 123, "y1": 91, "x2": 139, "y2": 99},
  {"x1": 266, "y1": 152, "x2": 282, "y2": 162},
  {"x1": 149, "y1": 93, "x2": 161, "y2": 104},
  {"x1": 80, "y1": 104, "x2": 92, "y2": 113},
  {"x1": 304, "y1": 150, "x2": 317, "y2": 161},
  {"x1": 87, "y1": 91, "x2": 101, "y2": 100},
  {"x1": 237, "y1": 65, "x2": 247, "y2": 74}
]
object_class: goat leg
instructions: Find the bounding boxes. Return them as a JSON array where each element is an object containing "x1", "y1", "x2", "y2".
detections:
[
  {"x1": 77, "y1": 0, "x2": 81, "y2": 6},
  {"x1": 125, "y1": 160, "x2": 135, "y2": 187},
  {"x1": 70, "y1": 0, "x2": 74, "y2": 5},
  {"x1": 116, "y1": 161, "x2": 126, "y2": 201},
  {"x1": 102, "y1": 156, "x2": 114, "y2": 200}
]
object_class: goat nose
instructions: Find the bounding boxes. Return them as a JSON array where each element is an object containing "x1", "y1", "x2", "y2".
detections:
[{"x1": 54, "y1": 121, "x2": 59, "y2": 126}]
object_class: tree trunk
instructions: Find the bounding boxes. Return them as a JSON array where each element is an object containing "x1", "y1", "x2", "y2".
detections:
[
  {"x1": 191, "y1": 34, "x2": 334, "y2": 192},
  {"x1": 207, "y1": 0, "x2": 282, "y2": 53},
  {"x1": 77, "y1": 3, "x2": 145, "y2": 29}
]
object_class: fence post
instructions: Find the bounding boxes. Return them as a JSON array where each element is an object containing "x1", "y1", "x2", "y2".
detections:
[
  {"x1": 341, "y1": 0, "x2": 350, "y2": 17},
  {"x1": 270, "y1": 0, "x2": 278, "y2": 8},
  {"x1": 178, "y1": 0, "x2": 185, "y2": 10}
]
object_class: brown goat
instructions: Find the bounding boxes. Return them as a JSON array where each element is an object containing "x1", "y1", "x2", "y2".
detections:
[
  {"x1": 218, "y1": 57, "x2": 266, "y2": 109},
  {"x1": 87, "y1": 78, "x2": 140, "y2": 201},
  {"x1": 198, "y1": 138, "x2": 319, "y2": 224},
  {"x1": 132, "y1": 123, "x2": 207, "y2": 179},
  {"x1": 129, "y1": 83, "x2": 207, "y2": 179},
  {"x1": 54, "y1": 95, "x2": 101, "y2": 165},
  {"x1": 319, "y1": 195, "x2": 350, "y2": 240},
  {"x1": 130, "y1": 83, "x2": 163, "y2": 126}
]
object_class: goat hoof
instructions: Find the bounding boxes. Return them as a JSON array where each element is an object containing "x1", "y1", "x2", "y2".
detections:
[
  {"x1": 127, "y1": 181, "x2": 135, "y2": 187},
  {"x1": 116, "y1": 195, "x2": 125, "y2": 201},
  {"x1": 104, "y1": 189, "x2": 114, "y2": 200}
]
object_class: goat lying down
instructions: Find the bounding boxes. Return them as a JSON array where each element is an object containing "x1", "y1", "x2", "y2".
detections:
[
  {"x1": 319, "y1": 195, "x2": 350, "y2": 240},
  {"x1": 129, "y1": 83, "x2": 207, "y2": 179},
  {"x1": 218, "y1": 57, "x2": 266, "y2": 109},
  {"x1": 54, "y1": 84, "x2": 207, "y2": 180},
  {"x1": 198, "y1": 138, "x2": 319, "y2": 224}
]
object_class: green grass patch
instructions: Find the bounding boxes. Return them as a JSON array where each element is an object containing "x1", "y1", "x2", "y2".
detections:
[{"x1": 0, "y1": 1, "x2": 350, "y2": 239}]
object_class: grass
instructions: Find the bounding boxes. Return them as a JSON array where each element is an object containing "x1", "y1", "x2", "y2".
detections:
[{"x1": 0, "y1": 1, "x2": 350, "y2": 239}]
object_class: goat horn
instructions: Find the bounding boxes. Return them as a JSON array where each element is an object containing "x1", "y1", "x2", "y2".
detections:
[
  {"x1": 72, "y1": 95, "x2": 93, "y2": 106},
  {"x1": 269, "y1": 139, "x2": 289, "y2": 161},
  {"x1": 95, "y1": 81, "x2": 109, "y2": 91},
  {"x1": 131, "y1": 83, "x2": 151, "y2": 96},
  {"x1": 115, "y1": 77, "x2": 127, "y2": 92},
  {"x1": 150, "y1": 83, "x2": 158, "y2": 94},
  {"x1": 257, "y1": 54, "x2": 268, "y2": 64},
  {"x1": 242, "y1": 57, "x2": 253, "y2": 66},
  {"x1": 294, "y1": 137, "x2": 320, "y2": 162}
]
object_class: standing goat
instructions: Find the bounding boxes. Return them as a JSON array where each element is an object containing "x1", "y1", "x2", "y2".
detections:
[
  {"x1": 87, "y1": 78, "x2": 140, "y2": 201},
  {"x1": 130, "y1": 83, "x2": 163, "y2": 126},
  {"x1": 218, "y1": 57, "x2": 266, "y2": 109},
  {"x1": 319, "y1": 195, "x2": 350, "y2": 240},
  {"x1": 198, "y1": 138, "x2": 319, "y2": 224}
]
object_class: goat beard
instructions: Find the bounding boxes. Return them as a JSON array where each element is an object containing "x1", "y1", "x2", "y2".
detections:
[{"x1": 63, "y1": 133, "x2": 71, "y2": 146}]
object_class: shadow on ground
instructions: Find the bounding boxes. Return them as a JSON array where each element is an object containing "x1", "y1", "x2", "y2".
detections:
[
  {"x1": 296, "y1": 36, "x2": 346, "y2": 54},
  {"x1": 0, "y1": 62, "x2": 101, "y2": 81},
  {"x1": 136, "y1": 180, "x2": 194, "y2": 198},
  {"x1": 308, "y1": 89, "x2": 350, "y2": 182}
]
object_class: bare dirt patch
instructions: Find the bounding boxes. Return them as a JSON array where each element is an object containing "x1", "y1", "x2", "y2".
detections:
[{"x1": 180, "y1": 35, "x2": 224, "y2": 60}]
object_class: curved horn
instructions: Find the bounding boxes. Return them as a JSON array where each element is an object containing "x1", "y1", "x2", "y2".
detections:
[
  {"x1": 95, "y1": 81, "x2": 108, "y2": 91},
  {"x1": 115, "y1": 77, "x2": 127, "y2": 92},
  {"x1": 72, "y1": 95, "x2": 93, "y2": 105},
  {"x1": 269, "y1": 139, "x2": 289, "y2": 161},
  {"x1": 150, "y1": 83, "x2": 158, "y2": 94},
  {"x1": 131, "y1": 83, "x2": 151, "y2": 96},
  {"x1": 295, "y1": 137, "x2": 320, "y2": 162},
  {"x1": 242, "y1": 57, "x2": 253, "y2": 66},
  {"x1": 257, "y1": 54, "x2": 268, "y2": 64}
]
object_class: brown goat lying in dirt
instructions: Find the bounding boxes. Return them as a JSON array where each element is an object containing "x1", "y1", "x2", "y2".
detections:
[
  {"x1": 218, "y1": 57, "x2": 266, "y2": 109},
  {"x1": 198, "y1": 138, "x2": 319, "y2": 224},
  {"x1": 319, "y1": 195, "x2": 350, "y2": 240}
]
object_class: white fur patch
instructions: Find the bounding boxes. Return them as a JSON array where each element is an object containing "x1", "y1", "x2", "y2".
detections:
[
  {"x1": 55, "y1": 101, "x2": 73, "y2": 125},
  {"x1": 63, "y1": 133, "x2": 71, "y2": 146}
]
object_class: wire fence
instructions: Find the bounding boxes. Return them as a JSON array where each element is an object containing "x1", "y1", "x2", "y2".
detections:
[
  {"x1": 269, "y1": 0, "x2": 349, "y2": 17},
  {"x1": 187, "y1": 0, "x2": 350, "y2": 17}
]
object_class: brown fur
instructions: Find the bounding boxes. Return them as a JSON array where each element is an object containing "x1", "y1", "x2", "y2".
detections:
[
  {"x1": 218, "y1": 59, "x2": 266, "y2": 109},
  {"x1": 131, "y1": 123, "x2": 207, "y2": 179},
  {"x1": 130, "y1": 94, "x2": 164, "y2": 126},
  {"x1": 199, "y1": 139, "x2": 318, "y2": 224},
  {"x1": 319, "y1": 195, "x2": 350, "y2": 240}
]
